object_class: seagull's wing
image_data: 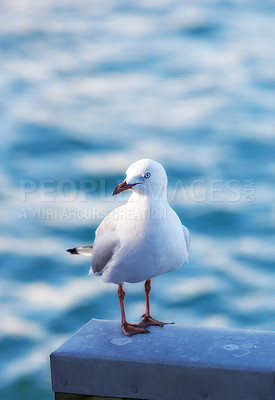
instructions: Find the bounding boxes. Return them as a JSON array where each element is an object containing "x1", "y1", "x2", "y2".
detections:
[
  {"x1": 67, "y1": 246, "x2": 93, "y2": 256},
  {"x1": 182, "y1": 225, "x2": 191, "y2": 250},
  {"x1": 90, "y1": 211, "x2": 120, "y2": 275}
]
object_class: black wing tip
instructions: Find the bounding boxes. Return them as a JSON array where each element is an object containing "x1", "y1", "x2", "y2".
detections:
[{"x1": 66, "y1": 248, "x2": 78, "y2": 255}]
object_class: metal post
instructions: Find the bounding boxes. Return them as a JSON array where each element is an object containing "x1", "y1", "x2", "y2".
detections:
[{"x1": 50, "y1": 319, "x2": 275, "y2": 400}]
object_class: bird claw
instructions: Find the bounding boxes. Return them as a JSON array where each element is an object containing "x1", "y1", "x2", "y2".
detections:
[
  {"x1": 121, "y1": 322, "x2": 150, "y2": 336},
  {"x1": 139, "y1": 314, "x2": 174, "y2": 327}
]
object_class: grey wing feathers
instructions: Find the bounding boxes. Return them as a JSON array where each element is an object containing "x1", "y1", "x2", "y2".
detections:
[
  {"x1": 90, "y1": 212, "x2": 120, "y2": 274},
  {"x1": 67, "y1": 211, "x2": 120, "y2": 275},
  {"x1": 91, "y1": 230, "x2": 120, "y2": 274},
  {"x1": 182, "y1": 225, "x2": 191, "y2": 250}
]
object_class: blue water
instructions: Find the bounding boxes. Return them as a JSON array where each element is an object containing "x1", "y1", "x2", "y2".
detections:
[{"x1": 1, "y1": 0, "x2": 275, "y2": 399}]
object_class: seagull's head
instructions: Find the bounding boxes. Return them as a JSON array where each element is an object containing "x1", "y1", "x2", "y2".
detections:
[{"x1": 113, "y1": 159, "x2": 168, "y2": 200}]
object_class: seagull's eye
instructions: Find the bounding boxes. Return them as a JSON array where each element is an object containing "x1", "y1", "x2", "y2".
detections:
[{"x1": 144, "y1": 172, "x2": 151, "y2": 179}]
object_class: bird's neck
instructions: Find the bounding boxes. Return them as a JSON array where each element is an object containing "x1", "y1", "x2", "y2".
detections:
[{"x1": 129, "y1": 190, "x2": 168, "y2": 209}]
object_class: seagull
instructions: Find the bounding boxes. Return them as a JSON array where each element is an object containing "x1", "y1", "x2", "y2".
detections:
[{"x1": 67, "y1": 159, "x2": 190, "y2": 336}]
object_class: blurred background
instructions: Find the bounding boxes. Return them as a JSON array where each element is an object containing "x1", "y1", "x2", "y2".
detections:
[{"x1": 1, "y1": 0, "x2": 275, "y2": 399}]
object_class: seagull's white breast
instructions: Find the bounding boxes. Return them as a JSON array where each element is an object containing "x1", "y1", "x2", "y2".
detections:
[{"x1": 101, "y1": 200, "x2": 188, "y2": 284}]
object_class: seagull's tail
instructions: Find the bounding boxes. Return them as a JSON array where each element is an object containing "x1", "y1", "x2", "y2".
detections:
[{"x1": 66, "y1": 246, "x2": 93, "y2": 256}]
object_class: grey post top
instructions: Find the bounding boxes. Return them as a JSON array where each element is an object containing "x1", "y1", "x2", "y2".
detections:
[{"x1": 50, "y1": 319, "x2": 275, "y2": 400}]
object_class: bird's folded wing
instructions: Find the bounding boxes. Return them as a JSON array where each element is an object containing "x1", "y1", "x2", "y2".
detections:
[
  {"x1": 90, "y1": 211, "x2": 120, "y2": 274},
  {"x1": 182, "y1": 225, "x2": 191, "y2": 250}
]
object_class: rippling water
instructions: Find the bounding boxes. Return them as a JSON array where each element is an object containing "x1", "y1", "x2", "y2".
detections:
[{"x1": 1, "y1": 1, "x2": 275, "y2": 399}]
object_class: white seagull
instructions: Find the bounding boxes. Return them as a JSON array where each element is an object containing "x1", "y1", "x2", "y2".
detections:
[{"x1": 67, "y1": 159, "x2": 190, "y2": 336}]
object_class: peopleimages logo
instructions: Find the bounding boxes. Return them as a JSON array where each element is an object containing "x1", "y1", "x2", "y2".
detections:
[
  {"x1": 18, "y1": 178, "x2": 255, "y2": 221},
  {"x1": 19, "y1": 178, "x2": 255, "y2": 203}
]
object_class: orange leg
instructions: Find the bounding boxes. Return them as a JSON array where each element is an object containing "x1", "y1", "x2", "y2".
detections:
[
  {"x1": 118, "y1": 284, "x2": 149, "y2": 336},
  {"x1": 139, "y1": 279, "x2": 172, "y2": 327}
]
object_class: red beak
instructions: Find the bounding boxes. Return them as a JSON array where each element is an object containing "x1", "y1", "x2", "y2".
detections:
[{"x1": 112, "y1": 180, "x2": 137, "y2": 195}]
